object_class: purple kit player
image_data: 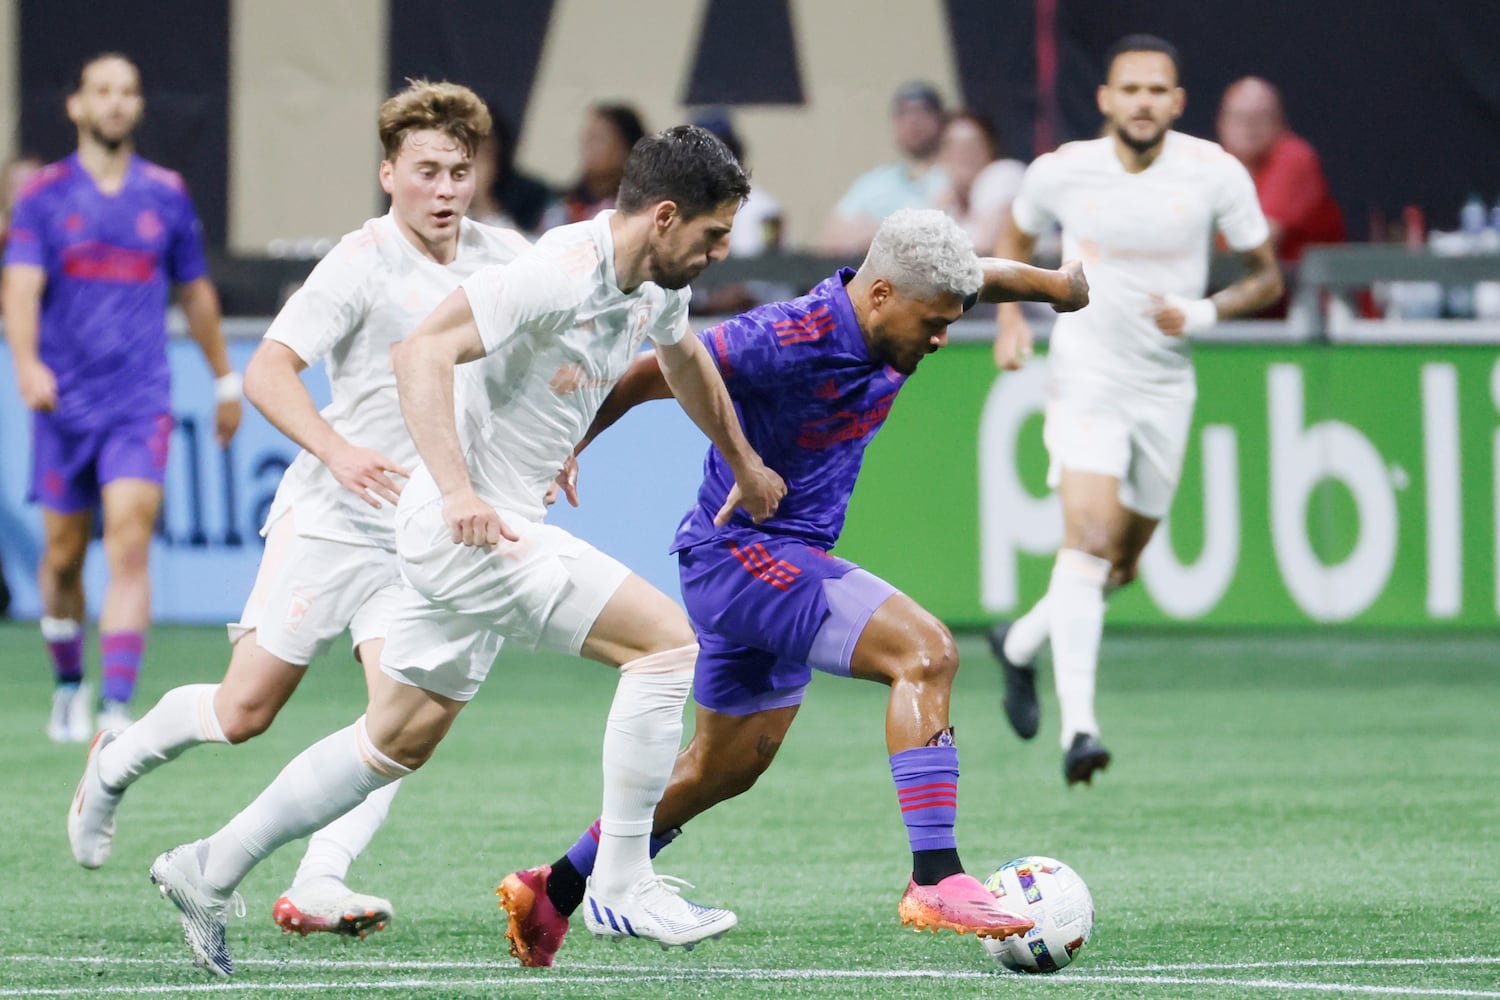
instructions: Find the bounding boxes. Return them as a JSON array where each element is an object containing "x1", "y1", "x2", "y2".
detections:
[
  {"x1": 1, "y1": 53, "x2": 241, "y2": 741},
  {"x1": 497, "y1": 208, "x2": 1090, "y2": 966}
]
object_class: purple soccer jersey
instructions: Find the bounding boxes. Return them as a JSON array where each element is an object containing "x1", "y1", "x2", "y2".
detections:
[
  {"x1": 3, "y1": 153, "x2": 208, "y2": 431},
  {"x1": 670, "y1": 268, "x2": 914, "y2": 714},
  {"x1": 672, "y1": 268, "x2": 905, "y2": 553}
]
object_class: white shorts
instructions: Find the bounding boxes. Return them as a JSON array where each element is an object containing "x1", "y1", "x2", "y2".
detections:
[
  {"x1": 379, "y1": 497, "x2": 632, "y2": 702},
  {"x1": 1043, "y1": 380, "x2": 1194, "y2": 519},
  {"x1": 228, "y1": 509, "x2": 403, "y2": 665}
]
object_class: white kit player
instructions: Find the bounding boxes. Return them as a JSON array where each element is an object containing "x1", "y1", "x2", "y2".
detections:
[
  {"x1": 69, "y1": 81, "x2": 529, "y2": 935},
  {"x1": 144, "y1": 124, "x2": 786, "y2": 977},
  {"x1": 987, "y1": 35, "x2": 1282, "y2": 784}
]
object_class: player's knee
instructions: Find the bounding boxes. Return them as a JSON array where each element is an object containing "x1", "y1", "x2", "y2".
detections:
[
  {"x1": 1109, "y1": 561, "x2": 1139, "y2": 589},
  {"x1": 102, "y1": 535, "x2": 151, "y2": 577},
  {"x1": 216, "y1": 699, "x2": 277, "y2": 744},
  {"x1": 40, "y1": 547, "x2": 84, "y2": 588},
  {"x1": 892, "y1": 615, "x2": 959, "y2": 689}
]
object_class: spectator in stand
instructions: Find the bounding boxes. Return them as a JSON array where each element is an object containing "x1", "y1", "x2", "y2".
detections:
[
  {"x1": 934, "y1": 113, "x2": 1025, "y2": 253},
  {"x1": 686, "y1": 107, "x2": 786, "y2": 317},
  {"x1": 691, "y1": 107, "x2": 782, "y2": 257},
  {"x1": 540, "y1": 103, "x2": 646, "y2": 231},
  {"x1": 469, "y1": 114, "x2": 554, "y2": 238},
  {"x1": 822, "y1": 82, "x2": 948, "y2": 257},
  {"x1": 1216, "y1": 77, "x2": 1345, "y2": 263}
]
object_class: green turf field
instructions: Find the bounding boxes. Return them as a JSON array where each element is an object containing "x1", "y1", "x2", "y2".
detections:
[{"x1": 1, "y1": 620, "x2": 1495, "y2": 998}]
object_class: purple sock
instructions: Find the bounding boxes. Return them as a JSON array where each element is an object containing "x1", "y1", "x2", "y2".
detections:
[
  {"x1": 564, "y1": 819, "x2": 678, "y2": 878},
  {"x1": 100, "y1": 631, "x2": 145, "y2": 704},
  {"x1": 47, "y1": 632, "x2": 85, "y2": 686},
  {"x1": 891, "y1": 745, "x2": 960, "y2": 852}
]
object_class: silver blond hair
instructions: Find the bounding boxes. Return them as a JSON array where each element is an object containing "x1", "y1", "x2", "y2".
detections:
[{"x1": 861, "y1": 208, "x2": 983, "y2": 300}]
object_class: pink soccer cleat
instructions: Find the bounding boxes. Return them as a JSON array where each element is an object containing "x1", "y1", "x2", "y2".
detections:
[
  {"x1": 272, "y1": 878, "x2": 392, "y2": 939},
  {"x1": 898, "y1": 872, "x2": 1035, "y2": 939},
  {"x1": 497, "y1": 866, "x2": 570, "y2": 967}
]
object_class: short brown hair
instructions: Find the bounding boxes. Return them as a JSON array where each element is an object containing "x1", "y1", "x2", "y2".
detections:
[
  {"x1": 75, "y1": 52, "x2": 140, "y2": 94},
  {"x1": 378, "y1": 79, "x2": 492, "y2": 161}
]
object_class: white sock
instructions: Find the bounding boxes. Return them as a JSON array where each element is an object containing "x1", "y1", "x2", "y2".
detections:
[
  {"x1": 1003, "y1": 595, "x2": 1051, "y2": 666},
  {"x1": 292, "y1": 779, "x2": 402, "y2": 887},
  {"x1": 591, "y1": 644, "x2": 696, "y2": 898},
  {"x1": 97, "y1": 684, "x2": 227, "y2": 791},
  {"x1": 199, "y1": 716, "x2": 410, "y2": 894},
  {"x1": 1047, "y1": 549, "x2": 1110, "y2": 749}
]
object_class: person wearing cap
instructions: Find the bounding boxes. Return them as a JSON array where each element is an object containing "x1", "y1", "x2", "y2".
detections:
[{"x1": 821, "y1": 82, "x2": 948, "y2": 256}]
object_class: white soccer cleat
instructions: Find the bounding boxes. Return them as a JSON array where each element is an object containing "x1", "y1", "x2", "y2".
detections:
[
  {"x1": 47, "y1": 683, "x2": 93, "y2": 743},
  {"x1": 69, "y1": 729, "x2": 124, "y2": 868},
  {"x1": 272, "y1": 877, "x2": 393, "y2": 939},
  {"x1": 583, "y1": 874, "x2": 737, "y2": 950},
  {"x1": 150, "y1": 843, "x2": 244, "y2": 977}
]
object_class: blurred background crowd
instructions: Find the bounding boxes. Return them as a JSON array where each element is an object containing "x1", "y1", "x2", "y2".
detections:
[{"x1": 1, "y1": 0, "x2": 1496, "y2": 320}]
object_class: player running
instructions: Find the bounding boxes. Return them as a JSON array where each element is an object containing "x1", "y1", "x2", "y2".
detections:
[
  {"x1": 498, "y1": 208, "x2": 1089, "y2": 967},
  {"x1": 2, "y1": 53, "x2": 240, "y2": 740},
  {"x1": 145, "y1": 124, "x2": 785, "y2": 976},
  {"x1": 987, "y1": 35, "x2": 1282, "y2": 784},
  {"x1": 68, "y1": 80, "x2": 529, "y2": 937}
]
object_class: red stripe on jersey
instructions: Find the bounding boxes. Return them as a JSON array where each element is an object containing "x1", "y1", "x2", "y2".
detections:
[
  {"x1": 775, "y1": 314, "x2": 835, "y2": 345},
  {"x1": 729, "y1": 542, "x2": 803, "y2": 592}
]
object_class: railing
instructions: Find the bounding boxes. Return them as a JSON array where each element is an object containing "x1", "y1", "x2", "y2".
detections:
[{"x1": 192, "y1": 245, "x2": 1500, "y2": 345}]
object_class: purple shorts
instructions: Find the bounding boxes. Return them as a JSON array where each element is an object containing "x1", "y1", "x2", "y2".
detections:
[
  {"x1": 29, "y1": 411, "x2": 173, "y2": 512},
  {"x1": 678, "y1": 532, "x2": 898, "y2": 716}
]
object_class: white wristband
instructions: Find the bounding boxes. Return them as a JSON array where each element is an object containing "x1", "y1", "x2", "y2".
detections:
[
  {"x1": 1165, "y1": 294, "x2": 1218, "y2": 334},
  {"x1": 214, "y1": 372, "x2": 243, "y2": 403}
]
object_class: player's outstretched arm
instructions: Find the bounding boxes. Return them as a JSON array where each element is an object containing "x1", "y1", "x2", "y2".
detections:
[
  {"x1": 178, "y1": 276, "x2": 243, "y2": 446},
  {"x1": 1, "y1": 263, "x2": 55, "y2": 411},
  {"x1": 245, "y1": 339, "x2": 409, "y2": 508},
  {"x1": 391, "y1": 288, "x2": 517, "y2": 546},
  {"x1": 975, "y1": 257, "x2": 1089, "y2": 312},
  {"x1": 654, "y1": 334, "x2": 785, "y2": 524}
]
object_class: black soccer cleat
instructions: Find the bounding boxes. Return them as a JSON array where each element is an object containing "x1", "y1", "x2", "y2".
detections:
[
  {"x1": 1063, "y1": 733, "x2": 1111, "y2": 786},
  {"x1": 987, "y1": 622, "x2": 1040, "y2": 741}
]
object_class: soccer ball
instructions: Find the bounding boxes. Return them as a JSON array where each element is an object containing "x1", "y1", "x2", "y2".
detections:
[{"x1": 980, "y1": 856, "x2": 1093, "y2": 973}]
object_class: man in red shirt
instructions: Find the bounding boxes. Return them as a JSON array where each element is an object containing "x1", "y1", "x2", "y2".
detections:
[{"x1": 1217, "y1": 76, "x2": 1345, "y2": 263}]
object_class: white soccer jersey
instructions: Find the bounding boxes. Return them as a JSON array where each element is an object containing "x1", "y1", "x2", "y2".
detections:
[
  {"x1": 1011, "y1": 131, "x2": 1269, "y2": 396},
  {"x1": 263, "y1": 213, "x2": 531, "y2": 548},
  {"x1": 403, "y1": 211, "x2": 691, "y2": 522}
]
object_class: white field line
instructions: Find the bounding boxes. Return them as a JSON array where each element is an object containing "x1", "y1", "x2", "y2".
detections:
[
  {"x1": 3, "y1": 974, "x2": 1500, "y2": 999},
  {"x1": 3, "y1": 956, "x2": 1500, "y2": 998},
  {"x1": 1089, "y1": 958, "x2": 1500, "y2": 971},
  {"x1": 6, "y1": 955, "x2": 1499, "y2": 972},
  {"x1": 1068, "y1": 976, "x2": 1500, "y2": 998}
]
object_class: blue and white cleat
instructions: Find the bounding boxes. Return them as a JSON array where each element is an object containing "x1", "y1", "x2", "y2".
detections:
[
  {"x1": 150, "y1": 844, "x2": 244, "y2": 977},
  {"x1": 583, "y1": 874, "x2": 737, "y2": 951}
]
